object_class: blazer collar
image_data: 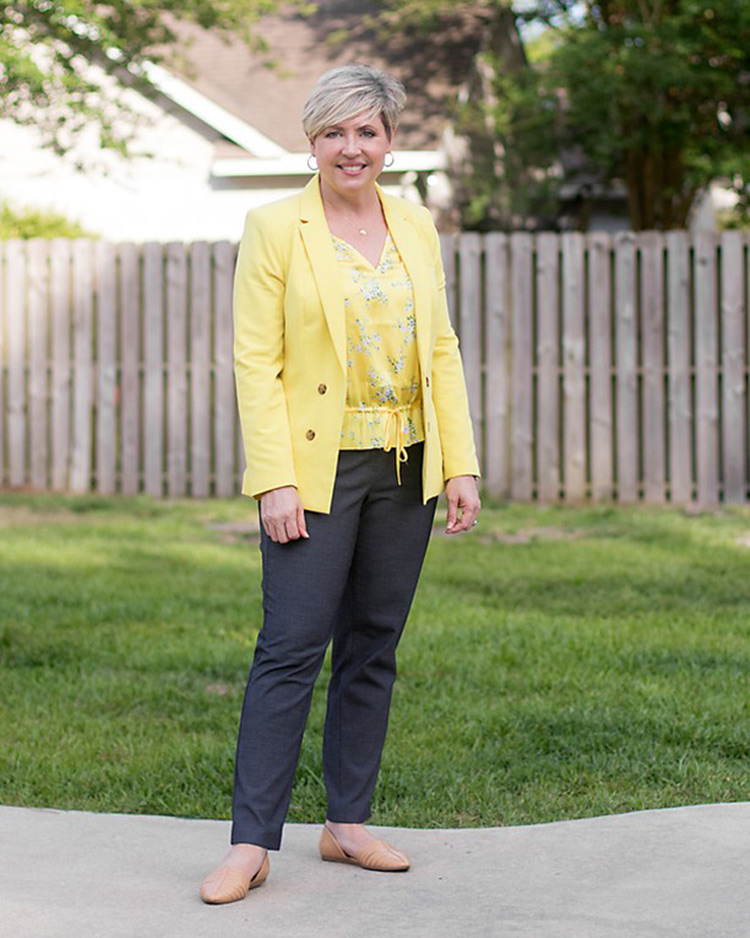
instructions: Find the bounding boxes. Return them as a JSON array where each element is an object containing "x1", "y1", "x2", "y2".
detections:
[
  {"x1": 297, "y1": 176, "x2": 430, "y2": 376},
  {"x1": 298, "y1": 176, "x2": 347, "y2": 373},
  {"x1": 378, "y1": 189, "x2": 432, "y2": 376}
]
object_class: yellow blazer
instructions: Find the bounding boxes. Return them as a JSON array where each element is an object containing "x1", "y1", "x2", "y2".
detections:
[{"x1": 233, "y1": 175, "x2": 479, "y2": 513}]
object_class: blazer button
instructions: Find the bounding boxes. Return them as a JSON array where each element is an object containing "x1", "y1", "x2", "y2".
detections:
[
  {"x1": 317, "y1": 383, "x2": 327, "y2": 395},
  {"x1": 306, "y1": 429, "x2": 316, "y2": 441}
]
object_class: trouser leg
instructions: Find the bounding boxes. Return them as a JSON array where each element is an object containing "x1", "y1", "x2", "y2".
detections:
[
  {"x1": 323, "y1": 444, "x2": 437, "y2": 822},
  {"x1": 231, "y1": 454, "x2": 370, "y2": 849}
]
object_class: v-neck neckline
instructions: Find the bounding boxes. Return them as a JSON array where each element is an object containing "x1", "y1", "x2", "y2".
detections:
[{"x1": 332, "y1": 232, "x2": 391, "y2": 272}]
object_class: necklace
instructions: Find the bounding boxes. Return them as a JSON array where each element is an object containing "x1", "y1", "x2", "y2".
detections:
[{"x1": 322, "y1": 194, "x2": 376, "y2": 239}]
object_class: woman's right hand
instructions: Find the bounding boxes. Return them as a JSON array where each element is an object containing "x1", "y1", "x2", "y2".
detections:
[{"x1": 259, "y1": 486, "x2": 309, "y2": 543}]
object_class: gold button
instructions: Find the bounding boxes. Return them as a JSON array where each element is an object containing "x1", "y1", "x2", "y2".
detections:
[
  {"x1": 306, "y1": 429, "x2": 315, "y2": 441},
  {"x1": 317, "y1": 383, "x2": 327, "y2": 395}
]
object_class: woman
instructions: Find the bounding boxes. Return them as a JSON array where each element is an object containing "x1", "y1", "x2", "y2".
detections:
[{"x1": 200, "y1": 64, "x2": 480, "y2": 904}]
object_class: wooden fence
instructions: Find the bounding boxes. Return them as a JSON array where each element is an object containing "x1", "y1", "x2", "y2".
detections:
[{"x1": 0, "y1": 231, "x2": 748, "y2": 504}]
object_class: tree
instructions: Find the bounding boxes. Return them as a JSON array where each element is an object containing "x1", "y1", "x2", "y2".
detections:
[
  {"x1": 348, "y1": 0, "x2": 543, "y2": 229},
  {"x1": 0, "y1": 1, "x2": 287, "y2": 156},
  {"x1": 512, "y1": 0, "x2": 750, "y2": 229},
  {"x1": 376, "y1": 0, "x2": 750, "y2": 230}
]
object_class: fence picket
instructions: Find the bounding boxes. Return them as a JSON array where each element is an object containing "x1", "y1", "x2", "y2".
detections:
[
  {"x1": 614, "y1": 233, "x2": 638, "y2": 502},
  {"x1": 213, "y1": 242, "x2": 236, "y2": 497},
  {"x1": 28, "y1": 240, "x2": 49, "y2": 489},
  {"x1": 166, "y1": 244, "x2": 188, "y2": 496},
  {"x1": 588, "y1": 233, "x2": 613, "y2": 500},
  {"x1": 536, "y1": 233, "x2": 559, "y2": 502},
  {"x1": 50, "y1": 240, "x2": 71, "y2": 491},
  {"x1": 143, "y1": 243, "x2": 164, "y2": 496},
  {"x1": 6, "y1": 240, "x2": 26, "y2": 486},
  {"x1": 119, "y1": 244, "x2": 140, "y2": 495},
  {"x1": 96, "y1": 242, "x2": 117, "y2": 494},
  {"x1": 640, "y1": 232, "x2": 666, "y2": 503},
  {"x1": 71, "y1": 241, "x2": 94, "y2": 492},
  {"x1": 720, "y1": 231, "x2": 745, "y2": 502},
  {"x1": 562, "y1": 233, "x2": 586, "y2": 500},
  {"x1": 458, "y1": 233, "x2": 483, "y2": 466},
  {"x1": 510, "y1": 233, "x2": 534, "y2": 500},
  {"x1": 666, "y1": 231, "x2": 692, "y2": 504},
  {"x1": 694, "y1": 231, "x2": 719, "y2": 506},
  {"x1": 484, "y1": 233, "x2": 509, "y2": 499},
  {"x1": 190, "y1": 242, "x2": 211, "y2": 497}
]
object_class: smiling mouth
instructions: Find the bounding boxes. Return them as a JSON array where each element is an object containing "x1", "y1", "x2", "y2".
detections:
[{"x1": 339, "y1": 163, "x2": 366, "y2": 173}]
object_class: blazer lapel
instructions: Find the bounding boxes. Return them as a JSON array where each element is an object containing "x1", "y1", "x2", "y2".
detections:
[
  {"x1": 379, "y1": 190, "x2": 432, "y2": 375},
  {"x1": 298, "y1": 176, "x2": 347, "y2": 374}
]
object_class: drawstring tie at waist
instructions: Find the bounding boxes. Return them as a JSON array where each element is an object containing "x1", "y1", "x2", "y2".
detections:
[
  {"x1": 382, "y1": 407, "x2": 410, "y2": 484},
  {"x1": 343, "y1": 404, "x2": 413, "y2": 484}
]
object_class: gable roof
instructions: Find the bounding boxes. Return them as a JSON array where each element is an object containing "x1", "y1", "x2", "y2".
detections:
[{"x1": 162, "y1": 0, "x2": 485, "y2": 155}]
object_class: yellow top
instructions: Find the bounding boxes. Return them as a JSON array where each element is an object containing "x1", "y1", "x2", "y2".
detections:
[{"x1": 333, "y1": 232, "x2": 425, "y2": 479}]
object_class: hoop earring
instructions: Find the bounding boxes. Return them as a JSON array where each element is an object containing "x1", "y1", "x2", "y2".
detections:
[
  {"x1": 307, "y1": 154, "x2": 318, "y2": 171},
  {"x1": 384, "y1": 152, "x2": 395, "y2": 168}
]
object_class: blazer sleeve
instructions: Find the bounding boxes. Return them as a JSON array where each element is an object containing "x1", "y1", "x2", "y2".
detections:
[
  {"x1": 421, "y1": 210, "x2": 481, "y2": 481},
  {"x1": 233, "y1": 209, "x2": 298, "y2": 499}
]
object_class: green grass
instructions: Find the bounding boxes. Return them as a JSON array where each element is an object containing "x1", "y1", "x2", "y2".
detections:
[{"x1": 1, "y1": 493, "x2": 749, "y2": 828}]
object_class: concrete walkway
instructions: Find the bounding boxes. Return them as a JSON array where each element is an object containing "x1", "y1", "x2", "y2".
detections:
[{"x1": 2, "y1": 803, "x2": 749, "y2": 938}]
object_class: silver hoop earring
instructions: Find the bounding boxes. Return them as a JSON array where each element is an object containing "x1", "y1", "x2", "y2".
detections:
[
  {"x1": 384, "y1": 152, "x2": 395, "y2": 168},
  {"x1": 307, "y1": 154, "x2": 318, "y2": 171}
]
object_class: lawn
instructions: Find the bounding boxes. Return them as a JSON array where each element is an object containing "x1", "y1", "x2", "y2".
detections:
[{"x1": 1, "y1": 492, "x2": 749, "y2": 829}]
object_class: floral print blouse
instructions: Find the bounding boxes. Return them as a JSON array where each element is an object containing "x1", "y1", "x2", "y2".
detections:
[{"x1": 333, "y1": 232, "x2": 425, "y2": 477}]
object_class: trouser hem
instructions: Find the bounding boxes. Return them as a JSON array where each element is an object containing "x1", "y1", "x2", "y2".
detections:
[{"x1": 230, "y1": 823, "x2": 283, "y2": 851}]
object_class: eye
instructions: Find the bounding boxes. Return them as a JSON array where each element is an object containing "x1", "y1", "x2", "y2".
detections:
[
  {"x1": 324, "y1": 130, "x2": 341, "y2": 138},
  {"x1": 361, "y1": 129, "x2": 376, "y2": 138}
]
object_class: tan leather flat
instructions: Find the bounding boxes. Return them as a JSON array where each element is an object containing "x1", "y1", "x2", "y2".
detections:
[
  {"x1": 319, "y1": 825, "x2": 410, "y2": 872},
  {"x1": 199, "y1": 854, "x2": 270, "y2": 904}
]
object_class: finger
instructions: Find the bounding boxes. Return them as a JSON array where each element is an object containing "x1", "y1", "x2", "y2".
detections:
[
  {"x1": 451, "y1": 500, "x2": 479, "y2": 534},
  {"x1": 447, "y1": 504, "x2": 469, "y2": 534},
  {"x1": 283, "y1": 517, "x2": 304, "y2": 541},
  {"x1": 445, "y1": 496, "x2": 458, "y2": 532},
  {"x1": 297, "y1": 503, "x2": 309, "y2": 539}
]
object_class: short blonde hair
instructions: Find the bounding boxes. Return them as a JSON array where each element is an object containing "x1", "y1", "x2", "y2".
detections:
[{"x1": 302, "y1": 64, "x2": 407, "y2": 142}]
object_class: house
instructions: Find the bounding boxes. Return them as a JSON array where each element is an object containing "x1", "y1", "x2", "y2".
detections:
[{"x1": 0, "y1": 1, "x2": 485, "y2": 241}]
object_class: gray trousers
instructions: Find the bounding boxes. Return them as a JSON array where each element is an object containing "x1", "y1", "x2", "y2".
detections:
[{"x1": 231, "y1": 443, "x2": 437, "y2": 849}]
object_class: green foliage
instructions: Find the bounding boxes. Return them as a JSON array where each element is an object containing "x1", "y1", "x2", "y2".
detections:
[
  {"x1": 0, "y1": 1, "x2": 285, "y2": 155},
  {"x1": 501, "y1": 0, "x2": 750, "y2": 230},
  {"x1": 2, "y1": 495, "x2": 750, "y2": 827},
  {"x1": 717, "y1": 206, "x2": 750, "y2": 230},
  {"x1": 455, "y1": 51, "x2": 562, "y2": 230},
  {"x1": 0, "y1": 200, "x2": 95, "y2": 238}
]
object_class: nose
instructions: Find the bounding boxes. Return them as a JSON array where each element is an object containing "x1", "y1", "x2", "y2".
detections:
[{"x1": 341, "y1": 133, "x2": 360, "y2": 155}]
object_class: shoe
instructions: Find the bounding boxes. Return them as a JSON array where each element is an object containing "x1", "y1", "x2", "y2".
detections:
[
  {"x1": 319, "y1": 825, "x2": 410, "y2": 872},
  {"x1": 200, "y1": 854, "x2": 270, "y2": 904}
]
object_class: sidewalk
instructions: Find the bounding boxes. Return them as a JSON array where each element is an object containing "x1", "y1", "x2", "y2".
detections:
[{"x1": 2, "y1": 802, "x2": 749, "y2": 938}]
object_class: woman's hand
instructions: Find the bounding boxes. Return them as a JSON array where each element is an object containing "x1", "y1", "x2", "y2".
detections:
[
  {"x1": 444, "y1": 475, "x2": 481, "y2": 535},
  {"x1": 260, "y1": 486, "x2": 309, "y2": 544}
]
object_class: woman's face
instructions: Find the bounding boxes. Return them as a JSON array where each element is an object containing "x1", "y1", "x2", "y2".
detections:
[{"x1": 310, "y1": 111, "x2": 391, "y2": 199}]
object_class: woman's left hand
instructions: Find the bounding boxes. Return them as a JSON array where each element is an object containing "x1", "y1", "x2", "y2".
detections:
[{"x1": 444, "y1": 475, "x2": 481, "y2": 534}]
